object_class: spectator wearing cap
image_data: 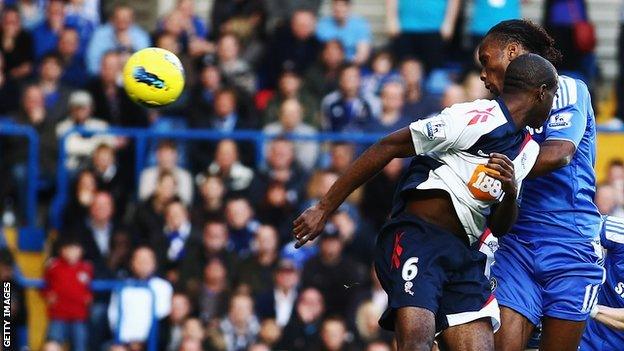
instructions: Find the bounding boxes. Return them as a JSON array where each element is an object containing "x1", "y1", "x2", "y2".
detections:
[
  {"x1": 55, "y1": 28, "x2": 88, "y2": 88},
  {"x1": 86, "y1": 5, "x2": 150, "y2": 75},
  {"x1": 363, "y1": 81, "x2": 412, "y2": 135},
  {"x1": 265, "y1": 10, "x2": 321, "y2": 87},
  {"x1": 275, "y1": 287, "x2": 324, "y2": 350},
  {"x1": 303, "y1": 40, "x2": 345, "y2": 102},
  {"x1": 108, "y1": 246, "x2": 173, "y2": 346},
  {"x1": 86, "y1": 50, "x2": 148, "y2": 127},
  {"x1": 1, "y1": 6, "x2": 35, "y2": 81},
  {"x1": 255, "y1": 257, "x2": 301, "y2": 327},
  {"x1": 56, "y1": 90, "x2": 115, "y2": 170},
  {"x1": 263, "y1": 69, "x2": 320, "y2": 128},
  {"x1": 237, "y1": 225, "x2": 280, "y2": 296},
  {"x1": 302, "y1": 223, "x2": 367, "y2": 316},
  {"x1": 31, "y1": 0, "x2": 66, "y2": 60},
  {"x1": 139, "y1": 140, "x2": 193, "y2": 205},
  {"x1": 321, "y1": 64, "x2": 380, "y2": 132},
  {"x1": 43, "y1": 238, "x2": 93, "y2": 351},
  {"x1": 36, "y1": 53, "x2": 71, "y2": 122},
  {"x1": 316, "y1": 0, "x2": 372, "y2": 65},
  {"x1": 385, "y1": 0, "x2": 460, "y2": 71},
  {"x1": 263, "y1": 101, "x2": 319, "y2": 170}
]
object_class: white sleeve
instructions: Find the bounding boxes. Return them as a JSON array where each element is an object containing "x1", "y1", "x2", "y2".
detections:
[
  {"x1": 151, "y1": 278, "x2": 173, "y2": 319},
  {"x1": 409, "y1": 108, "x2": 471, "y2": 154}
]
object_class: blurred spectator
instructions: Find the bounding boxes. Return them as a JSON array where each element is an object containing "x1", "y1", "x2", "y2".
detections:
[
  {"x1": 161, "y1": 292, "x2": 193, "y2": 351},
  {"x1": 354, "y1": 301, "x2": 387, "y2": 347},
  {"x1": 237, "y1": 225, "x2": 280, "y2": 295},
  {"x1": 17, "y1": 0, "x2": 45, "y2": 30},
  {"x1": 463, "y1": 70, "x2": 491, "y2": 101},
  {"x1": 134, "y1": 171, "x2": 180, "y2": 245},
  {"x1": 179, "y1": 220, "x2": 239, "y2": 297},
  {"x1": 192, "y1": 174, "x2": 226, "y2": 225},
  {"x1": 107, "y1": 229, "x2": 132, "y2": 278},
  {"x1": 208, "y1": 293, "x2": 260, "y2": 351},
  {"x1": 265, "y1": 10, "x2": 321, "y2": 87},
  {"x1": 302, "y1": 224, "x2": 367, "y2": 316},
  {"x1": 364, "y1": 81, "x2": 411, "y2": 134},
  {"x1": 56, "y1": 90, "x2": 114, "y2": 170},
  {"x1": 468, "y1": 0, "x2": 520, "y2": 52},
  {"x1": 209, "y1": 0, "x2": 266, "y2": 65},
  {"x1": 157, "y1": 0, "x2": 210, "y2": 60},
  {"x1": 56, "y1": 28, "x2": 88, "y2": 88},
  {"x1": 108, "y1": 246, "x2": 173, "y2": 345},
  {"x1": 316, "y1": 0, "x2": 372, "y2": 65},
  {"x1": 139, "y1": 140, "x2": 193, "y2": 205},
  {"x1": 0, "y1": 6, "x2": 34, "y2": 81},
  {"x1": 361, "y1": 158, "x2": 403, "y2": 230},
  {"x1": 43, "y1": 237, "x2": 93, "y2": 351},
  {"x1": 225, "y1": 196, "x2": 260, "y2": 255},
  {"x1": 7, "y1": 85, "x2": 57, "y2": 220},
  {"x1": 216, "y1": 34, "x2": 257, "y2": 96},
  {"x1": 263, "y1": 99, "x2": 319, "y2": 170},
  {"x1": 86, "y1": 5, "x2": 150, "y2": 75},
  {"x1": 304, "y1": 40, "x2": 345, "y2": 101},
  {"x1": 276, "y1": 287, "x2": 325, "y2": 350},
  {"x1": 328, "y1": 142, "x2": 355, "y2": 175},
  {"x1": 347, "y1": 267, "x2": 388, "y2": 327},
  {"x1": 68, "y1": 191, "x2": 117, "y2": 350},
  {"x1": 544, "y1": 0, "x2": 591, "y2": 73},
  {"x1": 307, "y1": 316, "x2": 355, "y2": 351},
  {"x1": 265, "y1": 0, "x2": 322, "y2": 30},
  {"x1": 0, "y1": 53, "x2": 20, "y2": 114},
  {"x1": 441, "y1": 83, "x2": 467, "y2": 108},
  {"x1": 190, "y1": 62, "x2": 222, "y2": 123},
  {"x1": 255, "y1": 258, "x2": 300, "y2": 326},
  {"x1": 204, "y1": 88, "x2": 255, "y2": 132},
  {"x1": 599, "y1": 160, "x2": 624, "y2": 216},
  {"x1": 90, "y1": 144, "x2": 129, "y2": 217},
  {"x1": 0, "y1": 249, "x2": 27, "y2": 348},
  {"x1": 250, "y1": 138, "x2": 308, "y2": 238},
  {"x1": 41, "y1": 340, "x2": 64, "y2": 351},
  {"x1": 366, "y1": 341, "x2": 392, "y2": 351},
  {"x1": 150, "y1": 200, "x2": 200, "y2": 277},
  {"x1": 64, "y1": 170, "x2": 97, "y2": 227},
  {"x1": 198, "y1": 257, "x2": 230, "y2": 324},
  {"x1": 321, "y1": 64, "x2": 380, "y2": 132},
  {"x1": 361, "y1": 51, "x2": 401, "y2": 97},
  {"x1": 596, "y1": 183, "x2": 624, "y2": 216},
  {"x1": 607, "y1": 159, "x2": 624, "y2": 191},
  {"x1": 385, "y1": 0, "x2": 460, "y2": 70},
  {"x1": 264, "y1": 70, "x2": 320, "y2": 128},
  {"x1": 248, "y1": 342, "x2": 271, "y2": 351},
  {"x1": 87, "y1": 50, "x2": 147, "y2": 126},
  {"x1": 204, "y1": 139, "x2": 254, "y2": 193},
  {"x1": 65, "y1": 0, "x2": 101, "y2": 31},
  {"x1": 399, "y1": 58, "x2": 439, "y2": 118},
  {"x1": 36, "y1": 53, "x2": 71, "y2": 122},
  {"x1": 330, "y1": 209, "x2": 374, "y2": 266},
  {"x1": 31, "y1": 0, "x2": 65, "y2": 60}
]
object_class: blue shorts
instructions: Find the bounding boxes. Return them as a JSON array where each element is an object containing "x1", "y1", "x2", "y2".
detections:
[
  {"x1": 374, "y1": 213, "x2": 500, "y2": 332},
  {"x1": 491, "y1": 234, "x2": 605, "y2": 326}
]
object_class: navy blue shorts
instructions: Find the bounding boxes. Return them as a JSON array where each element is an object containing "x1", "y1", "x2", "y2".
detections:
[{"x1": 374, "y1": 213, "x2": 500, "y2": 332}]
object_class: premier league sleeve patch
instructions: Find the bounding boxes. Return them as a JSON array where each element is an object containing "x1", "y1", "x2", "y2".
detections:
[
  {"x1": 548, "y1": 112, "x2": 573, "y2": 130},
  {"x1": 425, "y1": 119, "x2": 447, "y2": 140}
]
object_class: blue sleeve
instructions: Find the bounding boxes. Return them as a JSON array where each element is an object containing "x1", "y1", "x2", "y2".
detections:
[
  {"x1": 602, "y1": 215, "x2": 624, "y2": 252},
  {"x1": 355, "y1": 17, "x2": 372, "y2": 43},
  {"x1": 544, "y1": 80, "x2": 590, "y2": 148},
  {"x1": 316, "y1": 17, "x2": 334, "y2": 41},
  {"x1": 86, "y1": 28, "x2": 109, "y2": 75}
]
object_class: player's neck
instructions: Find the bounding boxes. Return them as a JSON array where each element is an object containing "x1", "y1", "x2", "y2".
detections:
[{"x1": 500, "y1": 93, "x2": 534, "y2": 129}]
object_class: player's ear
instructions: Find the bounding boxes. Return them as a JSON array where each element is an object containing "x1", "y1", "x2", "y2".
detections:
[
  {"x1": 538, "y1": 83, "x2": 547, "y2": 101},
  {"x1": 506, "y1": 42, "x2": 520, "y2": 61}
]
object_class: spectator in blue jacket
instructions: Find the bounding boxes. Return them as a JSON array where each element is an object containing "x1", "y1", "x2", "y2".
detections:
[
  {"x1": 31, "y1": 0, "x2": 65, "y2": 60},
  {"x1": 316, "y1": 0, "x2": 371, "y2": 65}
]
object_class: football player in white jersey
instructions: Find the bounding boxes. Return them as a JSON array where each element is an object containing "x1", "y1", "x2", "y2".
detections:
[{"x1": 292, "y1": 53, "x2": 558, "y2": 351}]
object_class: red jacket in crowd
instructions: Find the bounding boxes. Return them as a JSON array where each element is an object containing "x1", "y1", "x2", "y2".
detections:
[{"x1": 42, "y1": 258, "x2": 93, "y2": 321}]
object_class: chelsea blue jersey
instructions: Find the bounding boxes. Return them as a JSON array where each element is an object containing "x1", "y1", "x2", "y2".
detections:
[{"x1": 512, "y1": 76, "x2": 601, "y2": 240}]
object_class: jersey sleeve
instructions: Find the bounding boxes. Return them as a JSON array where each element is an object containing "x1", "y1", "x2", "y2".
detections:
[
  {"x1": 545, "y1": 80, "x2": 590, "y2": 148},
  {"x1": 601, "y1": 215, "x2": 624, "y2": 252},
  {"x1": 409, "y1": 107, "x2": 478, "y2": 154}
]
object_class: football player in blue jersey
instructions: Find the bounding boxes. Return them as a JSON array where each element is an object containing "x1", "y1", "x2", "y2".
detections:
[
  {"x1": 293, "y1": 54, "x2": 558, "y2": 351},
  {"x1": 478, "y1": 20, "x2": 604, "y2": 351},
  {"x1": 580, "y1": 215, "x2": 624, "y2": 351}
]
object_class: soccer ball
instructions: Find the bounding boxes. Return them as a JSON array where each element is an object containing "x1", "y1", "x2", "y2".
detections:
[{"x1": 123, "y1": 47, "x2": 185, "y2": 107}]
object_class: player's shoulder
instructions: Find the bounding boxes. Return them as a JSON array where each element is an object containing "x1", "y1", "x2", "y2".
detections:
[
  {"x1": 602, "y1": 215, "x2": 624, "y2": 249},
  {"x1": 443, "y1": 99, "x2": 508, "y2": 127},
  {"x1": 553, "y1": 75, "x2": 590, "y2": 110}
]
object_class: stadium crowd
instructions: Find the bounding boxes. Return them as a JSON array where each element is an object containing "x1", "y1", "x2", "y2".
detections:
[{"x1": 0, "y1": 0, "x2": 620, "y2": 351}]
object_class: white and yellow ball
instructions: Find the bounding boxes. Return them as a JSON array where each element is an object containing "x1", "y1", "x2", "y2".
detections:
[{"x1": 123, "y1": 47, "x2": 185, "y2": 107}]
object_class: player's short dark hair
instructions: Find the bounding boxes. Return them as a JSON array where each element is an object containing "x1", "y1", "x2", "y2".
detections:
[
  {"x1": 486, "y1": 19, "x2": 563, "y2": 65},
  {"x1": 503, "y1": 53, "x2": 558, "y2": 94}
]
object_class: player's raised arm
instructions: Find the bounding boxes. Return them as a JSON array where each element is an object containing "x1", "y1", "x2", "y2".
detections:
[{"x1": 293, "y1": 127, "x2": 415, "y2": 247}]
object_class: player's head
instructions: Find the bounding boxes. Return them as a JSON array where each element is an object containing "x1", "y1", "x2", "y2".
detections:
[
  {"x1": 478, "y1": 19, "x2": 562, "y2": 96},
  {"x1": 503, "y1": 53, "x2": 558, "y2": 128}
]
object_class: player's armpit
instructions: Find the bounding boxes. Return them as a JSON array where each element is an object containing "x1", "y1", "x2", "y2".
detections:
[{"x1": 527, "y1": 139, "x2": 576, "y2": 178}]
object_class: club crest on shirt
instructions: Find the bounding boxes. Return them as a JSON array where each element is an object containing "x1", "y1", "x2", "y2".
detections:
[
  {"x1": 404, "y1": 281, "x2": 415, "y2": 296},
  {"x1": 425, "y1": 120, "x2": 446, "y2": 140},
  {"x1": 548, "y1": 112, "x2": 572, "y2": 130}
]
